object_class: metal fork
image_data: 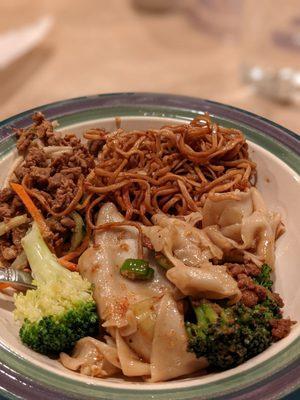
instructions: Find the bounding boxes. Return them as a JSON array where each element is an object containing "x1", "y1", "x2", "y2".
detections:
[{"x1": 0, "y1": 268, "x2": 36, "y2": 290}]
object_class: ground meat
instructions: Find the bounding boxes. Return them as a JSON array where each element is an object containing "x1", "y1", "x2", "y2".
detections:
[
  {"x1": 271, "y1": 292, "x2": 284, "y2": 308},
  {"x1": 46, "y1": 131, "x2": 63, "y2": 145},
  {"x1": 50, "y1": 147, "x2": 94, "y2": 176},
  {"x1": 16, "y1": 112, "x2": 55, "y2": 153},
  {"x1": 13, "y1": 114, "x2": 94, "y2": 217},
  {"x1": 244, "y1": 263, "x2": 261, "y2": 277},
  {"x1": 0, "y1": 189, "x2": 16, "y2": 219},
  {"x1": 225, "y1": 264, "x2": 269, "y2": 307},
  {"x1": 16, "y1": 128, "x2": 36, "y2": 153},
  {"x1": 60, "y1": 167, "x2": 82, "y2": 176},
  {"x1": 241, "y1": 290, "x2": 259, "y2": 307},
  {"x1": 11, "y1": 195, "x2": 24, "y2": 211},
  {"x1": 12, "y1": 225, "x2": 29, "y2": 252},
  {"x1": 255, "y1": 285, "x2": 267, "y2": 301},
  {"x1": 2, "y1": 113, "x2": 94, "y2": 259},
  {"x1": 45, "y1": 216, "x2": 75, "y2": 254},
  {"x1": 46, "y1": 217, "x2": 69, "y2": 234},
  {"x1": 226, "y1": 262, "x2": 261, "y2": 278},
  {"x1": 0, "y1": 204, "x2": 13, "y2": 219},
  {"x1": 32, "y1": 112, "x2": 55, "y2": 138},
  {"x1": 27, "y1": 146, "x2": 48, "y2": 167},
  {"x1": 30, "y1": 166, "x2": 51, "y2": 187},
  {"x1": 0, "y1": 189, "x2": 27, "y2": 222},
  {"x1": 15, "y1": 147, "x2": 48, "y2": 181},
  {"x1": 270, "y1": 318, "x2": 295, "y2": 340},
  {"x1": 1, "y1": 245, "x2": 18, "y2": 261},
  {"x1": 226, "y1": 263, "x2": 245, "y2": 278},
  {"x1": 49, "y1": 174, "x2": 77, "y2": 212},
  {"x1": 16, "y1": 113, "x2": 94, "y2": 167},
  {"x1": 0, "y1": 188, "x2": 14, "y2": 203},
  {"x1": 237, "y1": 274, "x2": 256, "y2": 290},
  {"x1": 47, "y1": 172, "x2": 64, "y2": 190}
]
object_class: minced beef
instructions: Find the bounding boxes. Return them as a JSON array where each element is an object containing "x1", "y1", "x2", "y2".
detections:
[
  {"x1": 15, "y1": 113, "x2": 94, "y2": 216},
  {"x1": 0, "y1": 188, "x2": 27, "y2": 221},
  {"x1": 226, "y1": 262, "x2": 261, "y2": 278},
  {"x1": 14, "y1": 147, "x2": 48, "y2": 181},
  {"x1": 271, "y1": 292, "x2": 284, "y2": 308},
  {"x1": 49, "y1": 175, "x2": 77, "y2": 212},
  {"x1": 12, "y1": 225, "x2": 29, "y2": 252},
  {"x1": 226, "y1": 263, "x2": 268, "y2": 307},
  {"x1": 237, "y1": 273, "x2": 256, "y2": 290},
  {"x1": 45, "y1": 216, "x2": 76, "y2": 255},
  {"x1": 29, "y1": 166, "x2": 51, "y2": 187},
  {"x1": 0, "y1": 113, "x2": 95, "y2": 263},
  {"x1": 16, "y1": 112, "x2": 55, "y2": 153},
  {"x1": 241, "y1": 290, "x2": 259, "y2": 308},
  {"x1": 0, "y1": 239, "x2": 17, "y2": 261},
  {"x1": 0, "y1": 204, "x2": 13, "y2": 219},
  {"x1": 0, "y1": 188, "x2": 14, "y2": 202},
  {"x1": 270, "y1": 318, "x2": 295, "y2": 340}
]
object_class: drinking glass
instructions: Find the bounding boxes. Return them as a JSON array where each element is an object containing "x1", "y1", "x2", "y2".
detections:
[{"x1": 241, "y1": 0, "x2": 300, "y2": 103}]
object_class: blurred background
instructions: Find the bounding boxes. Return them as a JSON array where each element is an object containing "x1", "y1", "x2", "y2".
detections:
[{"x1": 0, "y1": 0, "x2": 299, "y2": 132}]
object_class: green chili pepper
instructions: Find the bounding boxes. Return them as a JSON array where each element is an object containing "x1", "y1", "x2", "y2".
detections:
[
  {"x1": 155, "y1": 253, "x2": 173, "y2": 270},
  {"x1": 120, "y1": 259, "x2": 154, "y2": 281}
]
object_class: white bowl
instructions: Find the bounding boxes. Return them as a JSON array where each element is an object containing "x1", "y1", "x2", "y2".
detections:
[{"x1": 0, "y1": 93, "x2": 299, "y2": 400}]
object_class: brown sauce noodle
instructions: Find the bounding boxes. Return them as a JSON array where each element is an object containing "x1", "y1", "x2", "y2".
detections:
[{"x1": 84, "y1": 114, "x2": 256, "y2": 225}]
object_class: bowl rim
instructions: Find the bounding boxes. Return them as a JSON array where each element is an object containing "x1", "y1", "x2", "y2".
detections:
[
  {"x1": 0, "y1": 92, "x2": 299, "y2": 147},
  {"x1": 0, "y1": 92, "x2": 299, "y2": 400}
]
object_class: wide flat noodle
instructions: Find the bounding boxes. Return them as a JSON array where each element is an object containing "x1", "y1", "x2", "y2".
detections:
[
  {"x1": 203, "y1": 188, "x2": 282, "y2": 268},
  {"x1": 60, "y1": 337, "x2": 120, "y2": 377},
  {"x1": 116, "y1": 330, "x2": 151, "y2": 377},
  {"x1": 166, "y1": 263, "x2": 240, "y2": 301},
  {"x1": 79, "y1": 203, "x2": 174, "y2": 362},
  {"x1": 143, "y1": 213, "x2": 223, "y2": 268},
  {"x1": 150, "y1": 293, "x2": 207, "y2": 382},
  {"x1": 142, "y1": 213, "x2": 239, "y2": 300}
]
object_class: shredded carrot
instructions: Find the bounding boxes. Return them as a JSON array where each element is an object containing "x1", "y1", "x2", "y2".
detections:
[
  {"x1": 11, "y1": 183, "x2": 78, "y2": 272},
  {"x1": 58, "y1": 259, "x2": 78, "y2": 272},
  {"x1": 0, "y1": 283, "x2": 11, "y2": 290},
  {"x1": 59, "y1": 234, "x2": 90, "y2": 262},
  {"x1": 10, "y1": 183, "x2": 50, "y2": 238}
]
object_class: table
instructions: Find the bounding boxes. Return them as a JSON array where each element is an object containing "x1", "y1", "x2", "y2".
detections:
[{"x1": 0, "y1": 0, "x2": 299, "y2": 133}]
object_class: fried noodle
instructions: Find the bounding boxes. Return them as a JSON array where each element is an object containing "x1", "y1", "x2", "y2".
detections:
[{"x1": 84, "y1": 114, "x2": 256, "y2": 223}]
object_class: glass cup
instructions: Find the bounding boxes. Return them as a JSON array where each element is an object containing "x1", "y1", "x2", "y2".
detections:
[{"x1": 240, "y1": 0, "x2": 300, "y2": 104}]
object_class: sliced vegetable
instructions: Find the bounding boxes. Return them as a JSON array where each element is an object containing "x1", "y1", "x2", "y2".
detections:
[
  {"x1": 155, "y1": 252, "x2": 173, "y2": 270},
  {"x1": 131, "y1": 298, "x2": 156, "y2": 340},
  {"x1": 58, "y1": 258, "x2": 78, "y2": 272},
  {"x1": 11, "y1": 251, "x2": 28, "y2": 270},
  {"x1": 0, "y1": 283, "x2": 11, "y2": 290},
  {"x1": 0, "y1": 215, "x2": 29, "y2": 237},
  {"x1": 14, "y1": 222, "x2": 98, "y2": 355},
  {"x1": 10, "y1": 183, "x2": 50, "y2": 239},
  {"x1": 120, "y1": 258, "x2": 154, "y2": 281},
  {"x1": 60, "y1": 234, "x2": 89, "y2": 262},
  {"x1": 70, "y1": 211, "x2": 85, "y2": 251}
]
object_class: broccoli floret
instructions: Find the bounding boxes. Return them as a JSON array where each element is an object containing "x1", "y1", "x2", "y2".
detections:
[
  {"x1": 186, "y1": 300, "x2": 279, "y2": 370},
  {"x1": 19, "y1": 301, "x2": 98, "y2": 355},
  {"x1": 254, "y1": 264, "x2": 273, "y2": 289},
  {"x1": 14, "y1": 222, "x2": 99, "y2": 356}
]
